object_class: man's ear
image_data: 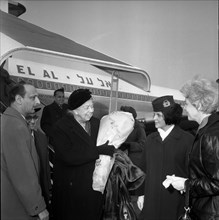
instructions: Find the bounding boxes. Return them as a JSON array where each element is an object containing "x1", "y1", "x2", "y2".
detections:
[{"x1": 15, "y1": 94, "x2": 22, "y2": 105}]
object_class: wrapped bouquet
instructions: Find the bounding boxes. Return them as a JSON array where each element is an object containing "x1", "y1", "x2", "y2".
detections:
[{"x1": 92, "y1": 111, "x2": 135, "y2": 193}]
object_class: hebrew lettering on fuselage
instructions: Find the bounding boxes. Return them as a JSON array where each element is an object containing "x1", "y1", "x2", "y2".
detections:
[
  {"x1": 76, "y1": 74, "x2": 85, "y2": 84},
  {"x1": 86, "y1": 77, "x2": 93, "y2": 85},
  {"x1": 97, "y1": 78, "x2": 104, "y2": 86},
  {"x1": 97, "y1": 78, "x2": 111, "y2": 88},
  {"x1": 76, "y1": 74, "x2": 93, "y2": 85}
]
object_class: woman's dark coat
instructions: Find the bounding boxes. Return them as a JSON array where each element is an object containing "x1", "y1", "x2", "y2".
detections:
[
  {"x1": 51, "y1": 113, "x2": 103, "y2": 220},
  {"x1": 187, "y1": 112, "x2": 219, "y2": 219},
  {"x1": 138, "y1": 125, "x2": 194, "y2": 220},
  {"x1": 124, "y1": 120, "x2": 147, "y2": 168},
  {"x1": 40, "y1": 101, "x2": 68, "y2": 141}
]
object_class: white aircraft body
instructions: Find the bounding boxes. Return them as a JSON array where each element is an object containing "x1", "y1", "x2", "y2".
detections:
[{"x1": 0, "y1": 7, "x2": 184, "y2": 121}]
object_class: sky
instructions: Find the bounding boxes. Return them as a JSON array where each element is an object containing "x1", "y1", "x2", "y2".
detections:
[{"x1": 18, "y1": 0, "x2": 218, "y2": 90}]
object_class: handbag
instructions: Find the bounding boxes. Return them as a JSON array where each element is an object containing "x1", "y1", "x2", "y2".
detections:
[
  {"x1": 117, "y1": 174, "x2": 137, "y2": 220},
  {"x1": 178, "y1": 184, "x2": 192, "y2": 220}
]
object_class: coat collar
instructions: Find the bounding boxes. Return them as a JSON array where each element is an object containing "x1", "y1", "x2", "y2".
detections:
[
  {"x1": 4, "y1": 107, "x2": 27, "y2": 125},
  {"x1": 51, "y1": 101, "x2": 62, "y2": 110},
  {"x1": 64, "y1": 113, "x2": 95, "y2": 146},
  {"x1": 196, "y1": 112, "x2": 219, "y2": 137},
  {"x1": 150, "y1": 125, "x2": 182, "y2": 142}
]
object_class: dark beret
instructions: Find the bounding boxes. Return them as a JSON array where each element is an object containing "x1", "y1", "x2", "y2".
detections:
[
  {"x1": 120, "y1": 106, "x2": 137, "y2": 119},
  {"x1": 152, "y1": 95, "x2": 175, "y2": 113},
  {"x1": 68, "y1": 89, "x2": 92, "y2": 110}
]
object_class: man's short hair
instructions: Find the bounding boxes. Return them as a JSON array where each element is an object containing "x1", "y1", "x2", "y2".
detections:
[
  {"x1": 54, "y1": 87, "x2": 64, "y2": 96},
  {"x1": 9, "y1": 83, "x2": 26, "y2": 105}
]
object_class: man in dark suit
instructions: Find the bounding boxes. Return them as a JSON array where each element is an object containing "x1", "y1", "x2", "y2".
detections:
[
  {"x1": 40, "y1": 87, "x2": 68, "y2": 144},
  {"x1": 26, "y1": 108, "x2": 51, "y2": 208},
  {"x1": 40, "y1": 88, "x2": 68, "y2": 186}
]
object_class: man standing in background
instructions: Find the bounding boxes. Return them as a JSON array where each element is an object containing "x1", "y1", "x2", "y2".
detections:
[
  {"x1": 40, "y1": 87, "x2": 68, "y2": 183},
  {"x1": 40, "y1": 87, "x2": 68, "y2": 144}
]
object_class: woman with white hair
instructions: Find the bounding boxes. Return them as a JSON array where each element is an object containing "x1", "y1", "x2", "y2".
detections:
[
  {"x1": 51, "y1": 89, "x2": 115, "y2": 220},
  {"x1": 170, "y1": 77, "x2": 219, "y2": 220}
]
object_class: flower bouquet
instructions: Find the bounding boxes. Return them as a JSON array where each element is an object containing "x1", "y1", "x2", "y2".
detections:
[{"x1": 92, "y1": 111, "x2": 134, "y2": 193}]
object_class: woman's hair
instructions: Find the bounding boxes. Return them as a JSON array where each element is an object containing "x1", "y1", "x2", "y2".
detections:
[
  {"x1": 163, "y1": 103, "x2": 183, "y2": 125},
  {"x1": 180, "y1": 77, "x2": 218, "y2": 114}
]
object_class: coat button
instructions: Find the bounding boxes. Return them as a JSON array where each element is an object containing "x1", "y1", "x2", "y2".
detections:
[{"x1": 70, "y1": 182, "x2": 72, "y2": 186}]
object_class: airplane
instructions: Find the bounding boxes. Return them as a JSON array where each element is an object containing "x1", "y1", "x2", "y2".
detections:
[
  {"x1": 0, "y1": 2, "x2": 199, "y2": 188},
  {"x1": 0, "y1": 2, "x2": 198, "y2": 135}
]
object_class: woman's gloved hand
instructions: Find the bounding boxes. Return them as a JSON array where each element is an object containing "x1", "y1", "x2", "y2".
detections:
[
  {"x1": 119, "y1": 142, "x2": 130, "y2": 151},
  {"x1": 137, "y1": 195, "x2": 144, "y2": 210},
  {"x1": 97, "y1": 141, "x2": 115, "y2": 157}
]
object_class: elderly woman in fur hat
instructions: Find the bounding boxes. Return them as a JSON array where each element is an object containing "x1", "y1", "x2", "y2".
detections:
[
  {"x1": 51, "y1": 89, "x2": 115, "y2": 220},
  {"x1": 137, "y1": 95, "x2": 194, "y2": 220}
]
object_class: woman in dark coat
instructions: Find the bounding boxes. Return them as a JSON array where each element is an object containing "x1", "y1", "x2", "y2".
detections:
[
  {"x1": 51, "y1": 89, "x2": 115, "y2": 220},
  {"x1": 119, "y1": 105, "x2": 147, "y2": 218},
  {"x1": 120, "y1": 106, "x2": 147, "y2": 168},
  {"x1": 137, "y1": 95, "x2": 194, "y2": 220},
  {"x1": 170, "y1": 78, "x2": 219, "y2": 220}
]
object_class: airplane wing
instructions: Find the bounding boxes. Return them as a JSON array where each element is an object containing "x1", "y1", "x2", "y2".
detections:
[{"x1": 0, "y1": 10, "x2": 151, "y2": 92}]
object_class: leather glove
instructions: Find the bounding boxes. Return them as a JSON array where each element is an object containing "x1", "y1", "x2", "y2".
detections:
[
  {"x1": 119, "y1": 142, "x2": 130, "y2": 151},
  {"x1": 137, "y1": 196, "x2": 144, "y2": 211},
  {"x1": 169, "y1": 176, "x2": 187, "y2": 192},
  {"x1": 97, "y1": 141, "x2": 115, "y2": 157}
]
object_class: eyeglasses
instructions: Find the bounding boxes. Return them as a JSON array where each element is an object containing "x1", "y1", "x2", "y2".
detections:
[
  {"x1": 81, "y1": 105, "x2": 94, "y2": 111},
  {"x1": 26, "y1": 115, "x2": 39, "y2": 121}
]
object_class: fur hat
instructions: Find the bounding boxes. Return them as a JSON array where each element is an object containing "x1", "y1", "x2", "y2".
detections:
[
  {"x1": 152, "y1": 96, "x2": 175, "y2": 113},
  {"x1": 68, "y1": 89, "x2": 92, "y2": 110}
]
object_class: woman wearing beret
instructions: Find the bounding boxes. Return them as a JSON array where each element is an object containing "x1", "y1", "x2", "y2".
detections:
[
  {"x1": 170, "y1": 78, "x2": 219, "y2": 220},
  {"x1": 51, "y1": 89, "x2": 115, "y2": 220},
  {"x1": 137, "y1": 95, "x2": 194, "y2": 220}
]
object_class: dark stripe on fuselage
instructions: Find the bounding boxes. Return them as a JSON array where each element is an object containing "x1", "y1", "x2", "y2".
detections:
[{"x1": 10, "y1": 76, "x2": 157, "y2": 102}]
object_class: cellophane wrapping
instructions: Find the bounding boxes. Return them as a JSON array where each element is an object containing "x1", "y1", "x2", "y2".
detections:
[{"x1": 92, "y1": 111, "x2": 134, "y2": 193}]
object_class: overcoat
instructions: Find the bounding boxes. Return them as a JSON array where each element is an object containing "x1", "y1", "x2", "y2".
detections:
[
  {"x1": 188, "y1": 112, "x2": 219, "y2": 219},
  {"x1": 40, "y1": 101, "x2": 68, "y2": 140},
  {"x1": 138, "y1": 125, "x2": 194, "y2": 220},
  {"x1": 125, "y1": 120, "x2": 147, "y2": 167},
  {"x1": 51, "y1": 113, "x2": 104, "y2": 220},
  {"x1": 1, "y1": 107, "x2": 46, "y2": 220},
  {"x1": 34, "y1": 129, "x2": 51, "y2": 207}
]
